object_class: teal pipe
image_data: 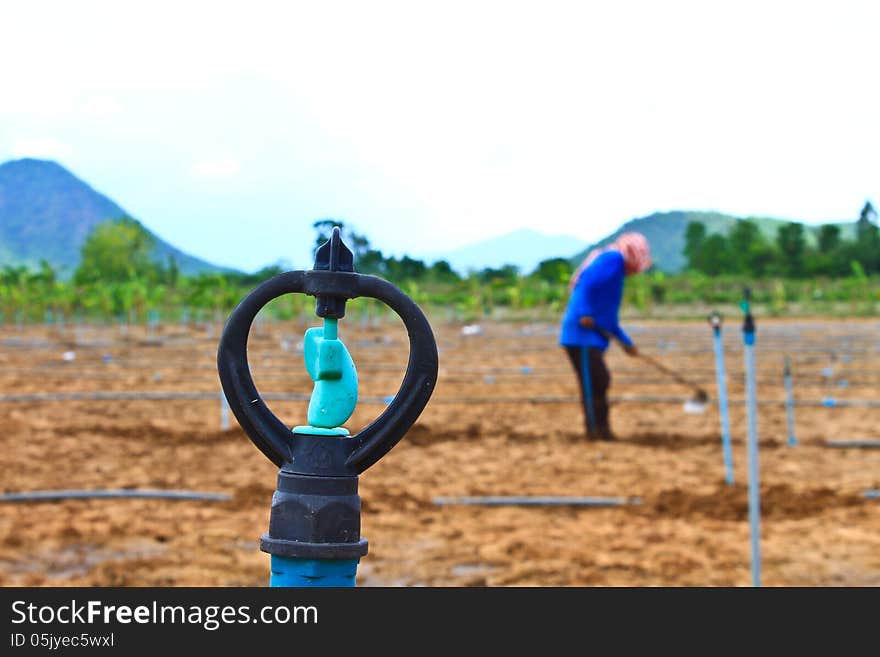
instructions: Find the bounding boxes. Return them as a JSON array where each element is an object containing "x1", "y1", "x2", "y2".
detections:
[
  {"x1": 711, "y1": 321, "x2": 734, "y2": 485},
  {"x1": 784, "y1": 357, "x2": 797, "y2": 446},
  {"x1": 270, "y1": 556, "x2": 360, "y2": 587},
  {"x1": 741, "y1": 292, "x2": 761, "y2": 588}
]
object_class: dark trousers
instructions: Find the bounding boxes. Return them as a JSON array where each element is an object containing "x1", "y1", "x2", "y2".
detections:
[{"x1": 564, "y1": 346, "x2": 611, "y2": 438}]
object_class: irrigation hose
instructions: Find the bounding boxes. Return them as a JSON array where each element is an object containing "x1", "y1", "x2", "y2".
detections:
[
  {"x1": 3, "y1": 390, "x2": 880, "y2": 408},
  {"x1": 823, "y1": 440, "x2": 880, "y2": 448},
  {"x1": 0, "y1": 489, "x2": 231, "y2": 503},
  {"x1": 433, "y1": 496, "x2": 641, "y2": 507}
]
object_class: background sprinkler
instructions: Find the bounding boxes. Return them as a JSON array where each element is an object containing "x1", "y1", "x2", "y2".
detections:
[
  {"x1": 741, "y1": 287, "x2": 762, "y2": 587},
  {"x1": 220, "y1": 390, "x2": 230, "y2": 431},
  {"x1": 217, "y1": 228, "x2": 438, "y2": 587},
  {"x1": 709, "y1": 312, "x2": 734, "y2": 485},
  {"x1": 783, "y1": 356, "x2": 797, "y2": 446}
]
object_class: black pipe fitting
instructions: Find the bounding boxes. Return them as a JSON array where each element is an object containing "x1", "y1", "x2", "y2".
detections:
[{"x1": 261, "y1": 470, "x2": 368, "y2": 560}]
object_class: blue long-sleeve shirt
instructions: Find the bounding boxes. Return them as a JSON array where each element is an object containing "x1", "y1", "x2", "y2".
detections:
[{"x1": 559, "y1": 250, "x2": 633, "y2": 350}]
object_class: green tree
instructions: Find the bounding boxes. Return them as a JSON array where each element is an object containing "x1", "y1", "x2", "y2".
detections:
[
  {"x1": 166, "y1": 255, "x2": 180, "y2": 287},
  {"x1": 428, "y1": 260, "x2": 460, "y2": 283},
  {"x1": 683, "y1": 221, "x2": 734, "y2": 275},
  {"x1": 531, "y1": 257, "x2": 573, "y2": 284},
  {"x1": 697, "y1": 234, "x2": 730, "y2": 275},
  {"x1": 31, "y1": 260, "x2": 62, "y2": 320},
  {"x1": 857, "y1": 201, "x2": 877, "y2": 240},
  {"x1": 806, "y1": 224, "x2": 853, "y2": 277},
  {"x1": 74, "y1": 217, "x2": 159, "y2": 285},
  {"x1": 728, "y1": 220, "x2": 761, "y2": 273},
  {"x1": 356, "y1": 248, "x2": 386, "y2": 276},
  {"x1": 0, "y1": 265, "x2": 30, "y2": 323},
  {"x1": 728, "y1": 219, "x2": 776, "y2": 277},
  {"x1": 817, "y1": 224, "x2": 841, "y2": 254},
  {"x1": 384, "y1": 255, "x2": 427, "y2": 282},
  {"x1": 854, "y1": 201, "x2": 880, "y2": 273},
  {"x1": 683, "y1": 221, "x2": 707, "y2": 269},
  {"x1": 478, "y1": 264, "x2": 519, "y2": 284},
  {"x1": 776, "y1": 222, "x2": 806, "y2": 277}
]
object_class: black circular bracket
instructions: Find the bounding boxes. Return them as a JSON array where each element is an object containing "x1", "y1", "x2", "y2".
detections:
[{"x1": 217, "y1": 269, "x2": 438, "y2": 477}]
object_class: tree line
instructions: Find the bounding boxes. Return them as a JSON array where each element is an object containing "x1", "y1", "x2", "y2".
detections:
[
  {"x1": 3, "y1": 207, "x2": 880, "y2": 326},
  {"x1": 310, "y1": 219, "x2": 572, "y2": 285},
  {"x1": 0, "y1": 217, "x2": 577, "y2": 324},
  {"x1": 684, "y1": 202, "x2": 879, "y2": 278}
]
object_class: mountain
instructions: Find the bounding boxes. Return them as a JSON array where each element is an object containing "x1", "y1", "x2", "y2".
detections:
[
  {"x1": 425, "y1": 228, "x2": 588, "y2": 275},
  {"x1": 570, "y1": 211, "x2": 857, "y2": 273},
  {"x1": 0, "y1": 158, "x2": 234, "y2": 278}
]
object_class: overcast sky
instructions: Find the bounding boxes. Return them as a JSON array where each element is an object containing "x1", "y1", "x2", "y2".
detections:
[{"x1": 1, "y1": 1, "x2": 878, "y2": 272}]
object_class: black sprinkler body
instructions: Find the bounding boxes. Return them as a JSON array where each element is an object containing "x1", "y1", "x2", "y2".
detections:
[{"x1": 217, "y1": 228, "x2": 438, "y2": 585}]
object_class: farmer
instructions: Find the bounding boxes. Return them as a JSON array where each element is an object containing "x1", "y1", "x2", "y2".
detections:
[{"x1": 559, "y1": 232, "x2": 652, "y2": 441}]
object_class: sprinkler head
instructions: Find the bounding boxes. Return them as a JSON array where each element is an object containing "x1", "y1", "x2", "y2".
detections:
[
  {"x1": 741, "y1": 288, "x2": 755, "y2": 336},
  {"x1": 217, "y1": 228, "x2": 439, "y2": 577},
  {"x1": 313, "y1": 226, "x2": 354, "y2": 319}
]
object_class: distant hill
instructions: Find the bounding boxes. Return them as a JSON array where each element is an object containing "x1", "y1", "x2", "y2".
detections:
[
  {"x1": 425, "y1": 228, "x2": 588, "y2": 275},
  {"x1": 571, "y1": 211, "x2": 857, "y2": 273},
  {"x1": 0, "y1": 158, "x2": 234, "y2": 278}
]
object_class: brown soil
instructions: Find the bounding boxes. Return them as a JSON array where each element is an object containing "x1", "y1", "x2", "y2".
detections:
[{"x1": 1, "y1": 317, "x2": 879, "y2": 586}]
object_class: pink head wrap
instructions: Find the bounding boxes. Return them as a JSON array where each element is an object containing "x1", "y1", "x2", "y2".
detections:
[{"x1": 569, "y1": 231, "x2": 652, "y2": 291}]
